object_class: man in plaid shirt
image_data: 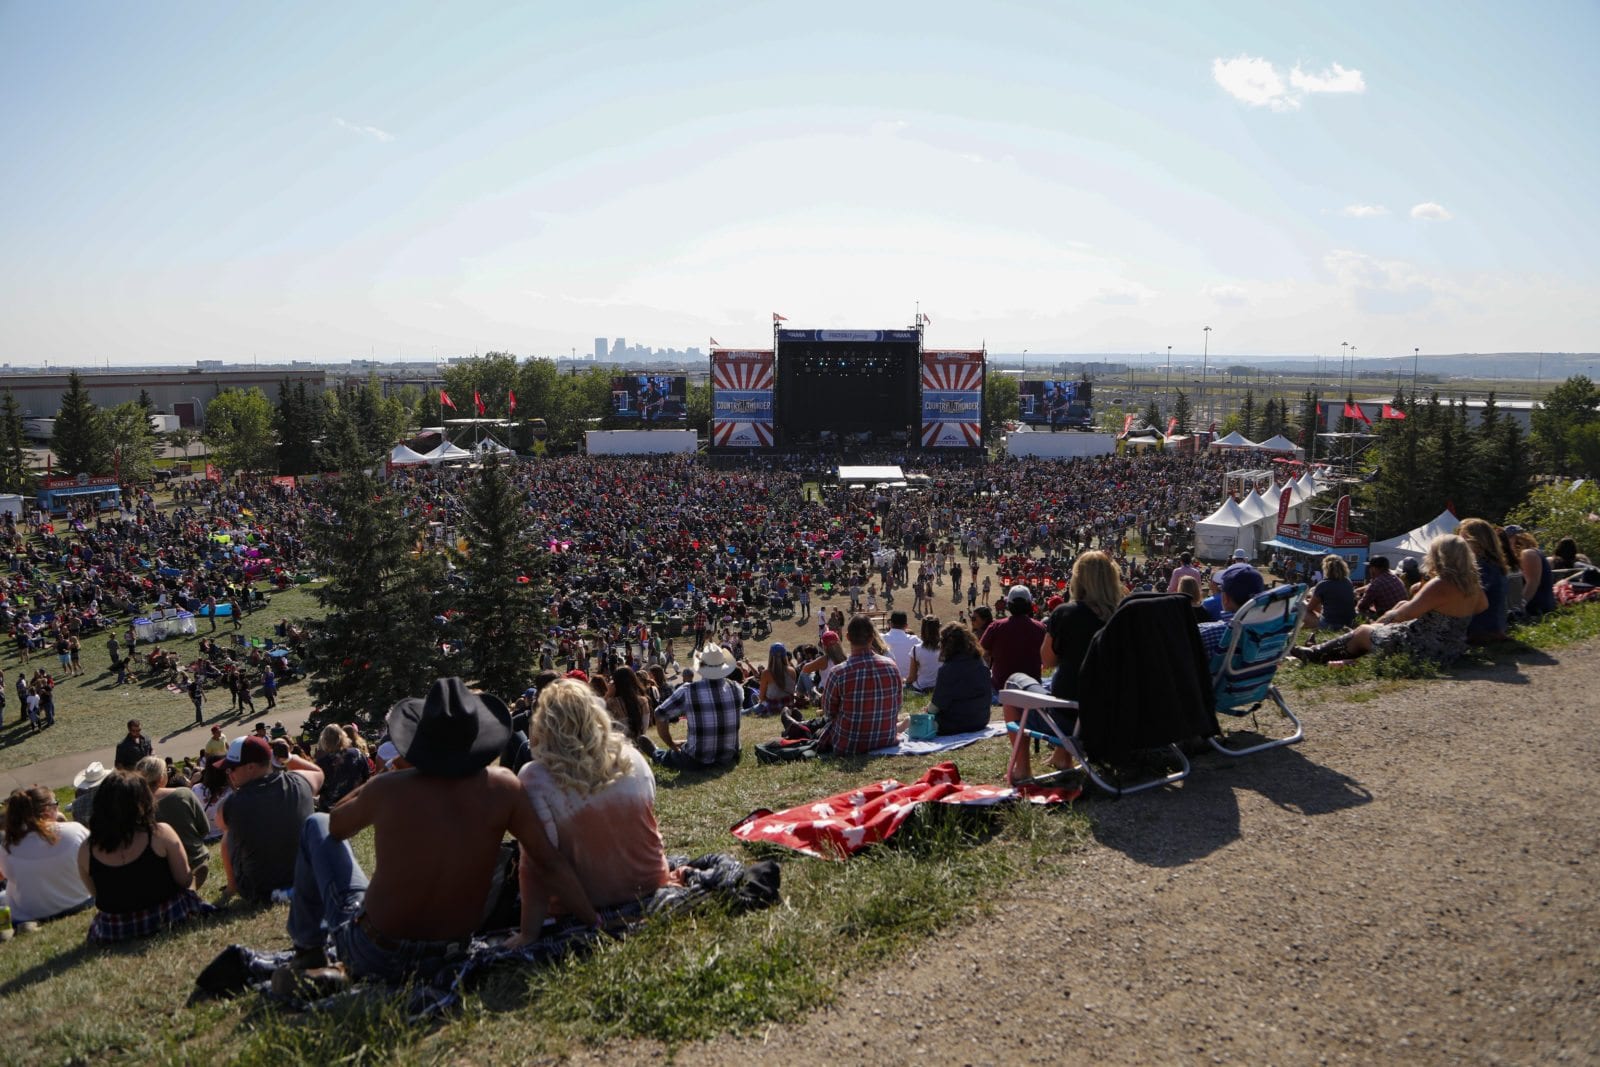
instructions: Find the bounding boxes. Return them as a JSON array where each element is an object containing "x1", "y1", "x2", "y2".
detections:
[
  {"x1": 652, "y1": 646, "x2": 742, "y2": 770},
  {"x1": 819, "y1": 616, "x2": 902, "y2": 754}
]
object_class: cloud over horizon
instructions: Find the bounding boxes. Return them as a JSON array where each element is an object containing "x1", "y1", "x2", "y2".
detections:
[
  {"x1": 1341, "y1": 204, "x2": 1389, "y2": 218},
  {"x1": 1410, "y1": 202, "x2": 1454, "y2": 221},
  {"x1": 333, "y1": 117, "x2": 394, "y2": 142},
  {"x1": 1213, "y1": 55, "x2": 1366, "y2": 111}
]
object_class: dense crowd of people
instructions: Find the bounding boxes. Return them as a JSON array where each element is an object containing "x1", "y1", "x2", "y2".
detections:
[{"x1": 0, "y1": 444, "x2": 1595, "y2": 997}]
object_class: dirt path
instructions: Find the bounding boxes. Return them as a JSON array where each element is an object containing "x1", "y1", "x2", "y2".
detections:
[{"x1": 582, "y1": 637, "x2": 1600, "y2": 1065}]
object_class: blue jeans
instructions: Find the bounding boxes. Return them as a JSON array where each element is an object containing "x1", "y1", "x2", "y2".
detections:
[{"x1": 286, "y1": 813, "x2": 368, "y2": 953}]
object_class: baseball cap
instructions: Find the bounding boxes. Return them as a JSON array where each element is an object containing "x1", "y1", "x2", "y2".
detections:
[
  {"x1": 565, "y1": 669, "x2": 589, "y2": 683},
  {"x1": 1045, "y1": 595, "x2": 1065, "y2": 611},
  {"x1": 1368, "y1": 555, "x2": 1391, "y2": 570},
  {"x1": 223, "y1": 735, "x2": 271, "y2": 767},
  {"x1": 820, "y1": 630, "x2": 840, "y2": 646},
  {"x1": 1007, "y1": 584, "x2": 1033, "y2": 604},
  {"x1": 1217, "y1": 563, "x2": 1265, "y2": 605},
  {"x1": 1231, "y1": 548, "x2": 1249, "y2": 561},
  {"x1": 1503, "y1": 524, "x2": 1524, "y2": 536}
]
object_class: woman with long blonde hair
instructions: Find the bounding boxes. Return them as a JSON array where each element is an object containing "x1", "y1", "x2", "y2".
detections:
[
  {"x1": 517, "y1": 680, "x2": 674, "y2": 914},
  {"x1": 1457, "y1": 517, "x2": 1509, "y2": 643},
  {"x1": 1291, "y1": 534, "x2": 1487, "y2": 665}
]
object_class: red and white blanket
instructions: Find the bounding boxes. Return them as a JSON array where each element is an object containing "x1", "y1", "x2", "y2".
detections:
[{"x1": 730, "y1": 761, "x2": 1078, "y2": 859}]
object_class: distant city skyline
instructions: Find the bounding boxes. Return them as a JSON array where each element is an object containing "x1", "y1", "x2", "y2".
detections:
[{"x1": 2, "y1": 2, "x2": 1596, "y2": 365}]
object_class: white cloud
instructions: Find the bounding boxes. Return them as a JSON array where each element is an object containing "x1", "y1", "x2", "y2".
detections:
[
  {"x1": 1214, "y1": 55, "x2": 1365, "y2": 111},
  {"x1": 1324, "y1": 249, "x2": 1439, "y2": 314},
  {"x1": 333, "y1": 117, "x2": 394, "y2": 142},
  {"x1": 1206, "y1": 284, "x2": 1249, "y2": 306},
  {"x1": 1410, "y1": 202, "x2": 1453, "y2": 221},
  {"x1": 1289, "y1": 63, "x2": 1366, "y2": 95},
  {"x1": 1340, "y1": 204, "x2": 1388, "y2": 218},
  {"x1": 1213, "y1": 56, "x2": 1297, "y2": 111}
]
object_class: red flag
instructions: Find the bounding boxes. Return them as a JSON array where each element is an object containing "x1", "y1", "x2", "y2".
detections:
[
  {"x1": 1122, "y1": 413, "x2": 1135, "y2": 433},
  {"x1": 709, "y1": 337, "x2": 720, "y2": 347},
  {"x1": 473, "y1": 391, "x2": 486, "y2": 416},
  {"x1": 1166, "y1": 417, "x2": 1178, "y2": 435},
  {"x1": 1381, "y1": 404, "x2": 1406, "y2": 420},
  {"x1": 439, "y1": 389, "x2": 457, "y2": 411},
  {"x1": 507, "y1": 389, "x2": 517, "y2": 415},
  {"x1": 1316, "y1": 402, "x2": 1323, "y2": 416},
  {"x1": 772, "y1": 312, "x2": 788, "y2": 323},
  {"x1": 1344, "y1": 402, "x2": 1372, "y2": 425}
]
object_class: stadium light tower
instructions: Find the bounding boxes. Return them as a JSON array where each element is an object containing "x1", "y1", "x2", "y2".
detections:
[
  {"x1": 1166, "y1": 344, "x2": 1172, "y2": 406},
  {"x1": 1412, "y1": 347, "x2": 1420, "y2": 395},
  {"x1": 1201, "y1": 326, "x2": 1211, "y2": 425}
]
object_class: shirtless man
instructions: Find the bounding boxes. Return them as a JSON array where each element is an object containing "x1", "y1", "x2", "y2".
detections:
[{"x1": 282, "y1": 678, "x2": 596, "y2": 981}]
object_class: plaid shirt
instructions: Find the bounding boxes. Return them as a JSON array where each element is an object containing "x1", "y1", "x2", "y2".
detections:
[
  {"x1": 654, "y1": 678, "x2": 742, "y2": 765},
  {"x1": 88, "y1": 889, "x2": 214, "y2": 943},
  {"x1": 1357, "y1": 572, "x2": 1407, "y2": 617},
  {"x1": 819, "y1": 651, "x2": 902, "y2": 754}
]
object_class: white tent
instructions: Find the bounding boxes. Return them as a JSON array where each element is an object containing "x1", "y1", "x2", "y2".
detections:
[
  {"x1": 474, "y1": 437, "x2": 514, "y2": 455},
  {"x1": 1237, "y1": 487, "x2": 1272, "y2": 525},
  {"x1": 1194, "y1": 497, "x2": 1255, "y2": 561},
  {"x1": 421, "y1": 442, "x2": 474, "y2": 464},
  {"x1": 1210, "y1": 430, "x2": 1258, "y2": 449},
  {"x1": 1291, "y1": 470, "x2": 1319, "y2": 505},
  {"x1": 1370, "y1": 510, "x2": 1461, "y2": 563},
  {"x1": 1256, "y1": 434, "x2": 1301, "y2": 454},
  {"x1": 389, "y1": 444, "x2": 430, "y2": 466}
]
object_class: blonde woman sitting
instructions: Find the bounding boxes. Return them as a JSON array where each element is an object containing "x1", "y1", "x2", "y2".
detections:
[
  {"x1": 1291, "y1": 534, "x2": 1487, "y2": 666},
  {"x1": 516, "y1": 680, "x2": 676, "y2": 925}
]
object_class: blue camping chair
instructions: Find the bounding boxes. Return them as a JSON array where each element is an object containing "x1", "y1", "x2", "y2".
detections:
[{"x1": 1207, "y1": 584, "x2": 1307, "y2": 757}]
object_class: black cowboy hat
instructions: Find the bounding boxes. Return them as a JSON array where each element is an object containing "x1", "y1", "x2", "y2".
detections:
[{"x1": 387, "y1": 677, "x2": 512, "y2": 778}]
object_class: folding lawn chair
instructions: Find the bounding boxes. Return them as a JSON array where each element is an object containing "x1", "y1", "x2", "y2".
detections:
[
  {"x1": 1206, "y1": 584, "x2": 1307, "y2": 757},
  {"x1": 999, "y1": 592, "x2": 1220, "y2": 797}
]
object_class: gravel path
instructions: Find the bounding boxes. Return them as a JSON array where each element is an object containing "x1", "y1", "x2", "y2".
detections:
[{"x1": 586, "y1": 636, "x2": 1600, "y2": 1065}]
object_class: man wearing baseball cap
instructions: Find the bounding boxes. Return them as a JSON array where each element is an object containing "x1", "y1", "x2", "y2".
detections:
[
  {"x1": 979, "y1": 585, "x2": 1047, "y2": 696},
  {"x1": 1195, "y1": 563, "x2": 1267, "y2": 661},
  {"x1": 216, "y1": 735, "x2": 315, "y2": 904}
]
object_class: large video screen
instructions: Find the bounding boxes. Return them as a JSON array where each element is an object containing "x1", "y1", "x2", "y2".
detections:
[
  {"x1": 610, "y1": 374, "x2": 687, "y2": 422},
  {"x1": 1018, "y1": 380, "x2": 1092, "y2": 428}
]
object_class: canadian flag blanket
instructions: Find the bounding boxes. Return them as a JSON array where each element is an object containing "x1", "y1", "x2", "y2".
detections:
[{"x1": 730, "y1": 761, "x2": 1078, "y2": 859}]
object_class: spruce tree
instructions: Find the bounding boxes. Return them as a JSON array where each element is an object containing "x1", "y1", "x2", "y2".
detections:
[
  {"x1": 0, "y1": 390, "x2": 29, "y2": 493},
  {"x1": 450, "y1": 454, "x2": 548, "y2": 698},
  {"x1": 1239, "y1": 390, "x2": 1256, "y2": 440},
  {"x1": 52, "y1": 371, "x2": 108, "y2": 475},
  {"x1": 1172, "y1": 391, "x2": 1193, "y2": 434},
  {"x1": 1141, "y1": 398, "x2": 1162, "y2": 430},
  {"x1": 302, "y1": 414, "x2": 448, "y2": 728}
]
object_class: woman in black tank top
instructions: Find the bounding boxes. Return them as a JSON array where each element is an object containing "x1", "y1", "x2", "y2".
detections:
[{"x1": 77, "y1": 771, "x2": 210, "y2": 942}]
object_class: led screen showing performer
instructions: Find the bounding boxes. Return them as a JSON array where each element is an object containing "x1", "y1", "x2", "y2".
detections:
[
  {"x1": 1018, "y1": 380, "x2": 1092, "y2": 429},
  {"x1": 610, "y1": 375, "x2": 687, "y2": 422}
]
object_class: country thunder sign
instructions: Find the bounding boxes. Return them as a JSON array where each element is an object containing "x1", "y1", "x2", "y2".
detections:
[
  {"x1": 711, "y1": 350, "x2": 775, "y2": 448},
  {"x1": 920, "y1": 350, "x2": 984, "y2": 447}
]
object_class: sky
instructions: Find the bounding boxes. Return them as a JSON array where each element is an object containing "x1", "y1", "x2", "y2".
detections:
[{"x1": 1, "y1": 0, "x2": 1597, "y2": 364}]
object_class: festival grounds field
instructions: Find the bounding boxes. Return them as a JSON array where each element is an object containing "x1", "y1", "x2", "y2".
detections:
[{"x1": 1, "y1": 580, "x2": 1597, "y2": 1064}]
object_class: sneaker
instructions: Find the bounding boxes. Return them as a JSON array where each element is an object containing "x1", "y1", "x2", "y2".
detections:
[{"x1": 15, "y1": 921, "x2": 39, "y2": 935}]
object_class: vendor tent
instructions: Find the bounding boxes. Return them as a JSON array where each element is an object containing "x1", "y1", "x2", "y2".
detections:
[
  {"x1": 1256, "y1": 434, "x2": 1301, "y2": 454},
  {"x1": 1291, "y1": 470, "x2": 1319, "y2": 505},
  {"x1": 1194, "y1": 497, "x2": 1255, "y2": 561},
  {"x1": 422, "y1": 442, "x2": 474, "y2": 464},
  {"x1": 1370, "y1": 510, "x2": 1460, "y2": 562},
  {"x1": 389, "y1": 444, "x2": 430, "y2": 466},
  {"x1": 1210, "y1": 431, "x2": 1258, "y2": 449},
  {"x1": 474, "y1": 437, "x2": 514, "y2": 455}
]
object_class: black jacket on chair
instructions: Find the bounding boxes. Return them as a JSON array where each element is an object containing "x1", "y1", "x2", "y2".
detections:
[{"x1": 1075, "y1": 592, "x2": 1219, "y2": 758}]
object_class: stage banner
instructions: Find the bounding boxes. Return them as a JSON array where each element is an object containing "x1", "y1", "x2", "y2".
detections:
[
  {"x1": 711, "y1": 350, "x2": 775, "y2": 448},
  {"x1": 920, "y1": 351, "x2": 984, "y2": 448}
]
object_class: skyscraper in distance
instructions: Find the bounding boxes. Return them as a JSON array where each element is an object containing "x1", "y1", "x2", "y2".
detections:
[{"x1": 594, "y1": 337, "x2": 608, "y2": 360}]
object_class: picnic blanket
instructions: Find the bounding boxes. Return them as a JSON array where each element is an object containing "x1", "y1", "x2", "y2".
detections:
[
  {"x1": 867, "y1": 721, "x2": 1008, "y2": 757},
  {"x1": 193, "y1": 853, "x2": 780, "y2": 1019},
  {"x1": 731, "y1": 761, "x2": 1078, "y2": 859}
]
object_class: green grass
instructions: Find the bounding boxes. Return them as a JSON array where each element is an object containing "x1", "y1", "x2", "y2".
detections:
[{"x1": 0, "y1": 586, "x2": 325, "y2": 774}]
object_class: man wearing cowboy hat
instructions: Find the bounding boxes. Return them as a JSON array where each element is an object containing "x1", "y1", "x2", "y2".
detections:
[
  {"x1": 71, "y1": 761, "x2": 109, "y2": 825},
  {"x1": 281, "y1": 678, "x2": 597, "y2": 980},
  {"x1": 650, "y1": 646, "x2": 742, "y2": 771}
]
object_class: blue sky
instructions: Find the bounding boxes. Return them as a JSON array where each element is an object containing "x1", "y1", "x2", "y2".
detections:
[{"x1": 1, "y1": 0, "x2": 1596, "y2": 364}]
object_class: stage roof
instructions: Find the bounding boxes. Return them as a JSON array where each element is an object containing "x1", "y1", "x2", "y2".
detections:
[{"x1": 838, "y1": 465, "x2": 905, "y2": 484}]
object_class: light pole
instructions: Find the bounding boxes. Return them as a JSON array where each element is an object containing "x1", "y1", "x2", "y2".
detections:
[
  {"x1": 1341, "y1": 341, "x2": 1349, "y2": 397},
  {"x1": 1412, "y1": 347, "x2": 1420, "y2": 397},
  {"x1": 1165, "y1": 345, "x2": 1172, "y2": 408},
  {"x1": 1201, "y1": 326, "x2": 1211, "y2": 427}
]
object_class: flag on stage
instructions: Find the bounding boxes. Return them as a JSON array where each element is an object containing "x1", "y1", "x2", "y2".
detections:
[
  {"x1": 772, "y1": 312, "x2": 788, "y2": 323},
  {"x1": 1344, "y1": 401, "x2": 1372, "y2": 425},
  {"x1": 709, "y1": 336, "x2": 720, "y2": 347},
  {"x1": 473, "y1": 391, "x2": 486, "y2": 416},
  {"x1": 440, "y1": 389, "x2": 457, "y2": 411},
  {"x1": 508, "y1": 389, "x2": 517, "y2": 415},
  {"x1": 1381, "y1": 404, "x2": 1406, "y2": 420}
]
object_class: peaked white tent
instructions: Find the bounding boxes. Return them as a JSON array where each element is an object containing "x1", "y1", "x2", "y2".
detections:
[
  {"x1": 422, "y1": 442, "x2": 474, "y2": 464},
  {"x1": 1210, "y1": 431, "x2": 1258, "y2": 449},
  {"x1": 1237, "y1": 486, "x2": 1272, "y2": 524},
  {"x1": 1291, "y1": 471, "x2": 1319, "y2": 505},
  {"x1": 1195, "y1": 497, "x2": 1255, "y2": 561},
  {"x1": 389, "y1": 444, "x2": 430, "y2": 466},
  {"x1": 1256, "y1": 434, "x2": 1301, "y2": 454},
  {"x1": 1370, "y1": 510, "x2": 1461, "y2": 562},
  {"x1": 474, "y1": 437, "x2": 514, "y2": 455}
]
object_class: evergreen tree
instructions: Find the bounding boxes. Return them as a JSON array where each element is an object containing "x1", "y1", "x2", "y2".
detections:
[
  {"x1": 137, "y1": 388, "x2": 155, "y2": 413},
  {"x1": 1140, "y1": 398, "x2": 1162, "y2": 430},
  {"x1": 1481, "y1": 417, "x2": 1530, "y2": 521},
  {"x1": 1364, "y1": 414, "x2": 1424, "y2": 534},
  {"x1": 450, "y1": 454, "x2": 548, "y2": 698},
  {"x1": 1172, "y1": 390, "x2": 1193, "y2": 434},
  {"x1": 52, "y1": 371, "x2": 108, "y2": 475},
  {"x1": 277, "y1": 379, "x2": 325, "y2": 475},
  {"x1": 0, "y1": 390, "x2": 29, "y2": 493},
  {"x1": 302, "y1": 420, "x2": 449, "y2": 727},
  {"x1": 1238, "y1": 390, "x2": 1256, "y2": 440},
  {"x1": 1299, "y1": 391, "x2": 1320, "y2": 461}
]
